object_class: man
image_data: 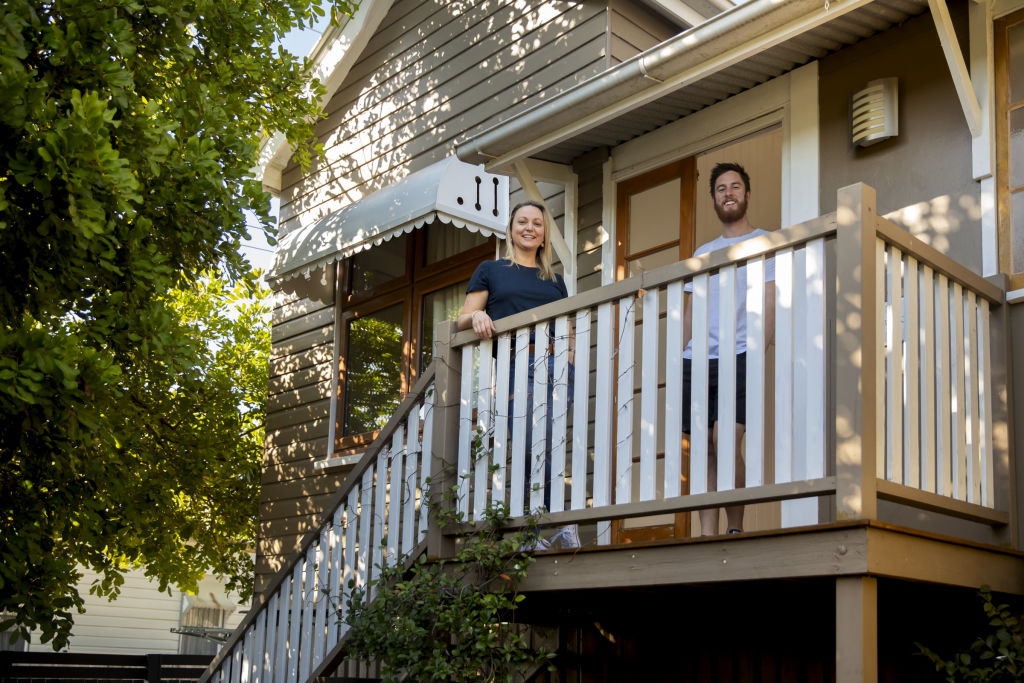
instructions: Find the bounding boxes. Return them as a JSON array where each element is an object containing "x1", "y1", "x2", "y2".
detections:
[{"x1": 682, "y1": 162, "x2": 775, "y2": 536}]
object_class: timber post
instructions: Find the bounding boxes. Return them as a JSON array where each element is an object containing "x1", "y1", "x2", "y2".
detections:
[
  {"x1": 834, "y1": 183, "x2": 880, "y2": 522},
  {"x1": 426, "y1": 320, "x2": 461, "y2": 559}
]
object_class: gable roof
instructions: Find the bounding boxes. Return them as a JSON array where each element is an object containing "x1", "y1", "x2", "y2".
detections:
[{"x1": 257, "y1": 0, "x2": 394, "y2": 193}]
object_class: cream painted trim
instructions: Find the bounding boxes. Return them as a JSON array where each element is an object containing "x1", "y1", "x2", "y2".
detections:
[
  {"x1": 981, "y1": 176, "x2": 998, "y2": 275},
  {"x1": 643, "y1": 0, "x2": 708, "y2": 27},
  {"x1": 1007, "y1": 287, "x2": 1024, "y2": 302},
  {"x1": 257, "y1": 0, "x2": 396, "y2": 193},
  {"x1": 971, "y1": 0, "x2": 996, "y2": 180},
  {"x1": 929, "y1": 0, "x2": 984, "y2": 136},
  {"x1": 784, "y1": 61, "x2": 820, "y2": 227},
  {"x1": 601, "y1": 158, "x2": 616, "y2": 286},
  {"x1": 993, "y1": 0, "x2": 1024, "y2": 20}
]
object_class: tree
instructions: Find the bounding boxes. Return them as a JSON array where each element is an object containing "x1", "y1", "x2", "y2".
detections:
[
  {"x1": 0, "y1": 0, "x2": 354, "y2": 648},
  {"x1": 918, "y1": 586, "x2": 1023, "y2": 682}
]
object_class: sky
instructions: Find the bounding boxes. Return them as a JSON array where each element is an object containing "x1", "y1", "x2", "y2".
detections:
[{"x1": 239, "y1": 15, "x2": 334, "y2": 274}]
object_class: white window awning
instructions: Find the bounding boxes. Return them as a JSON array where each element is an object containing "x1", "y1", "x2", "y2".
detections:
[{"x1": 270, "y1": 157, "x2": 509, "y2": 283}]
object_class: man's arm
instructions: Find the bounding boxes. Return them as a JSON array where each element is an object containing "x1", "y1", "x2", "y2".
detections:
[{"x1": 764, "y1": 284, "x2": 775, "y2": 347}]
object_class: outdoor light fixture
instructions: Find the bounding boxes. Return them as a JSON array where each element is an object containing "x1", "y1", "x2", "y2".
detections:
[{"x1": 851, "y1": 77, "x2": 898, "y2": 147}]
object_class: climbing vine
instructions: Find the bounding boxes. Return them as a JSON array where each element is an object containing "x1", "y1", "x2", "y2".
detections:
[{"x1": 343, "y1": 492, "x2": 554, "y2": 682}]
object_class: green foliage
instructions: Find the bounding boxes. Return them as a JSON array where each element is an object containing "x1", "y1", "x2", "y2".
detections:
[
  {"x1": 343, "y1": 499, "x2": 554, "y2": 682},
  {"x1": 918, "y1": 586, "x2": 1024, "y2": 682},
  {"x1": 1, "y1": 0, "x2": 355, "y2": 648},
  {"x1": 343, "y1": 312, "x2": 403, "y2": 435}
]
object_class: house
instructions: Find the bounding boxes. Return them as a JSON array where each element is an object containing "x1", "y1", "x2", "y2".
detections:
[
  {"x1": 204, "y1": 1, "x2": 1024, "y2": 681},
  {"x1": 9, "y1": 569, "x2": 245, "y2": 657}
]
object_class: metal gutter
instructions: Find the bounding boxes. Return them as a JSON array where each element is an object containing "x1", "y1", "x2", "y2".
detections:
[{"x1": 456, "y1": 0, "x2": 877, "y2": 170}]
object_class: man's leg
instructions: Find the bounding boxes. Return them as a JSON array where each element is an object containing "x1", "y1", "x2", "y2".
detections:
[
  {"x1": 699, "y1": 422, "x2": 747, "y2": 535},
  {"x1": 724, "y1": 423, "x2": 746, "y2": 531},
  {"x1": 699, "y1": 433, "x2": 718, "y2": 535}
]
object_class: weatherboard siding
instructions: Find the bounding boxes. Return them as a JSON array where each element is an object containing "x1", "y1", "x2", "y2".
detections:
[
  {"x1": 258, "y1": 270, "x2": 340, "y2": 593},
  {"x1": 608, "y1": 0, "x2": 680, "y2": 66},
  {"x1": 277, "y1": 0, "x2": 607, "y2": 237}
]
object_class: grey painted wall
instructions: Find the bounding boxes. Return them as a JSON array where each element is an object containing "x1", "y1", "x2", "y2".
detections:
[{"x1": 818, "y1": 1, "x2": 983, "y2": 274}]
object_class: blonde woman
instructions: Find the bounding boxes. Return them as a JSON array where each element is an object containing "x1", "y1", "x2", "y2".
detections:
[{"x1": 458, "y1": 201, "x2": 578, "y2": 551}]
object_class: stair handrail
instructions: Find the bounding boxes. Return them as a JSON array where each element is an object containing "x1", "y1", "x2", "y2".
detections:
[{"x1": 200, "y1": 360, "x2": 438, "y2": 683}]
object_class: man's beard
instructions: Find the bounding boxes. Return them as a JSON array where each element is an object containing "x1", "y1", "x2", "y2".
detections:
[{"x1": 714, "y1": 196, "x2": 747, "y2": 223}]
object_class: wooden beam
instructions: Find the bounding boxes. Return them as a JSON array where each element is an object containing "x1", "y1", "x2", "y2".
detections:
[
  {"x1": 929, "y1": 0, "x2": 984, "y2": 136},
  {"x1": 875, "y1": 478, "x2": 1010, "y2": 525},
  {"x1": 515, "y1": 526, "x2": 872, "y2": 592},
  {"x1": 836, "y1": 576, "x2": 878, "y2": 683},
  {"x1": 448, "y1": 478, "x2": 837, "y2": 533},
  {"x1": 865, "y1": 525, "x2": 1024, "y2": 593}
]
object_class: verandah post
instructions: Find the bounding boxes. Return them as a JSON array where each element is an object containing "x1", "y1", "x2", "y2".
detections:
[
  {"x1": 984, "y1": 274, "x2": 1016, "y2": 548},
  {"x1": 427, "y1": 320, "x2": 461, "y2": 559},
  {"x1": 834, "y1": 183, "x2": 880, "y2": 521},
  {"x1": 836, "y1": 576, "x2": 878, "y2": 683}
]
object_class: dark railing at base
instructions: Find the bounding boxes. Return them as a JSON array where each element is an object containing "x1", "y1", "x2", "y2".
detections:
[{"x1": 0, "y1": 652, "x2": 213, "y2": 683}]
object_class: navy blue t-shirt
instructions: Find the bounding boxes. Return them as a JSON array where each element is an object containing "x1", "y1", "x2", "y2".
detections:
[{"x1": 466, "y1": 259, "x2": 567, "y2": 321}]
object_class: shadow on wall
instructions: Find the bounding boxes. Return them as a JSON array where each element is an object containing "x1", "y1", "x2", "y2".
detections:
[{"x1": 883, "y1": 192, "x2": 983, "y2": 273}]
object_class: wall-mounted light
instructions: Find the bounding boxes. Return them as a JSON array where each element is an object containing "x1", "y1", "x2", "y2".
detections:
[{"x1": 851, "y1": 77, "x2": 898, "y2": 147}]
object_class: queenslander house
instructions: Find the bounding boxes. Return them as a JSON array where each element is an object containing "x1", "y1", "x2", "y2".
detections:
[{"x1": 202, "y1": 1, "x2": 1024, "y2": 680}]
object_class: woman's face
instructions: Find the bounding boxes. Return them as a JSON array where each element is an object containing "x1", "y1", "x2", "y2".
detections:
[{"x1": 510, "y1": 205, "x2": 546, "y2": 254}]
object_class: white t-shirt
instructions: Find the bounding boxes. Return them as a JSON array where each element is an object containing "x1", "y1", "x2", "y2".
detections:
[{"x1": 682, "y1": 228, "x2": 775, "y2": 359}]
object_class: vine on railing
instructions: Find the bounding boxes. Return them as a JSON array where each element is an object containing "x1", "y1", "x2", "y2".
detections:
[{"x1": 341, "y1": 433, "x2": 554, "y2": 682}]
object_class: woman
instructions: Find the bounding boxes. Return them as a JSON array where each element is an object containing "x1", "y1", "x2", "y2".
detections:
[{"x1": 458, "y1": 201, "x2": 579, "y2": 551}]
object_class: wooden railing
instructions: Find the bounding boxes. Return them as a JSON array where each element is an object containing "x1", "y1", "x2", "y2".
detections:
[
  {"x1": 200, "y1": 366, "x2": 436, "y2": 683},
  {"x1": 201, "y1": 183, "x2": 1012, "y2": 683},
  {"x1": 430, "y1": 183, "x2": 1011, "y2": 542}
]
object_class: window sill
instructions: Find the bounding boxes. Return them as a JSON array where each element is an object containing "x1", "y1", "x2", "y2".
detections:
[{"x1": 314, "y1": 452, "x2": 365, "y2": 472}]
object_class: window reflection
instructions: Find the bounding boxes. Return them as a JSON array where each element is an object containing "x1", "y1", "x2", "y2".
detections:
[
  {"x1": 420, "y1": 280, "x2": 469, "y2": 373},
  {"x1": 343, "y1": 303, "x2": 404, "y2": 436}
]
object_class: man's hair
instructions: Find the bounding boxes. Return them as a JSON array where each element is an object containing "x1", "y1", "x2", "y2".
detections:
[{"x1": 708, "y1": 162, "x2": 751, "y2": 197}]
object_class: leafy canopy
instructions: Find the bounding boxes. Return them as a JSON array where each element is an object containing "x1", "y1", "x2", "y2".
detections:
[{"x1": 0, "y1": 0, "x2": 353, "y2": 648}]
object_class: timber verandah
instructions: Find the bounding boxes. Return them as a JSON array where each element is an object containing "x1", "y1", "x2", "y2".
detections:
[{"x1": 200, "y1": 183, "x2": 1017, "y2": 683}]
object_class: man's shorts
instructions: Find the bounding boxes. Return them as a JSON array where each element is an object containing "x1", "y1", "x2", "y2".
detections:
[{"x1": 682, "y1": 353, "x2": 747, "y2": 434}]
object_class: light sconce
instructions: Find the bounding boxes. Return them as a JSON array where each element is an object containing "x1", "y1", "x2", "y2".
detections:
[{"x1": 851, "y1": 77, "x2": 898, "y2": 147}]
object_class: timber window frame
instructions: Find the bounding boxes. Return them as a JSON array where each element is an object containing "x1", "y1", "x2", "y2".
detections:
[
  {"x1": 995, "y1": 6, "x2": 1024, "y2": 290},
  {"x1": 332, "y1": 225, "x2": 495, "y2": 455}
]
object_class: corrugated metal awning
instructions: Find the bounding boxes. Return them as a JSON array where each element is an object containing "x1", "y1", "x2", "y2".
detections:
[{"x1": 270, "y1": 157, "x2": 509, "y2": 283}]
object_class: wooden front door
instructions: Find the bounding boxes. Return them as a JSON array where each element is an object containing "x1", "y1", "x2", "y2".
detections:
[{"x1": 612, "y1": 157, "x2": 696, "y2": 543}]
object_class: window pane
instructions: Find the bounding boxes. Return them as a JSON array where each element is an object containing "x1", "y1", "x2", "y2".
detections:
[
  {"x1": 424, "y1": 222, "x2": 490, "y2": 265},
  {"x1": 1012, "y1": 190, "x2": 1024, "y2": 272},
  {"x1": 420, "y1": 280, "x2": 469, "y2": 372},
  {"x1": 1011, "y1": 21, "x2": 1024, "y2": 103},
  {"x1": 628, "y1": 178, "x2": 681, "y2": 255},
  {"x1": 344, "y1": 303, "x2": 404, "y2": 435},
  {"x1": 1011, "y1": 107, "x2": 1024, "y2": 188},
  {"x1": 350, "y1": 234, "x2": 407, "y2": 294}
]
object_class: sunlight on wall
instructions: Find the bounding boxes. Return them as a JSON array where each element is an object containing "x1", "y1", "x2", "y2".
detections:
[{"x1": 884, "y1": 193, "x2": 982, "y2": 260}]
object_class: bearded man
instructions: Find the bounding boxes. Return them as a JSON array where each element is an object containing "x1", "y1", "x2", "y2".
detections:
[{"x1": 682, "y1": 162, "x2": 776, "y2": 537}]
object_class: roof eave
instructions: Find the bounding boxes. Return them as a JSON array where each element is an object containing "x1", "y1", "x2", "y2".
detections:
[
  {"x1": 256, "y1": 0, "x2": 397, "y2": 193},
  {"x1": 456, "y1": 0, "x2": 880, "y2": 172}
]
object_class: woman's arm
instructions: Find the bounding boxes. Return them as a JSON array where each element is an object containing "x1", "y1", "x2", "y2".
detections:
[{"x1": 458, "y1": 290, "x2": 496, "y2": 339}]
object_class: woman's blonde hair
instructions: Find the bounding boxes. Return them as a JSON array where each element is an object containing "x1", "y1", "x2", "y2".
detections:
[{"x1": 503, "y1": 200, "x2": 556, "y2": 281}]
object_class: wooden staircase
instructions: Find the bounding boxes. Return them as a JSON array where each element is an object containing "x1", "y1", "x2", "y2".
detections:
[{"x1": 200, "y1": 366, "x2": 437, "y2": 683}]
